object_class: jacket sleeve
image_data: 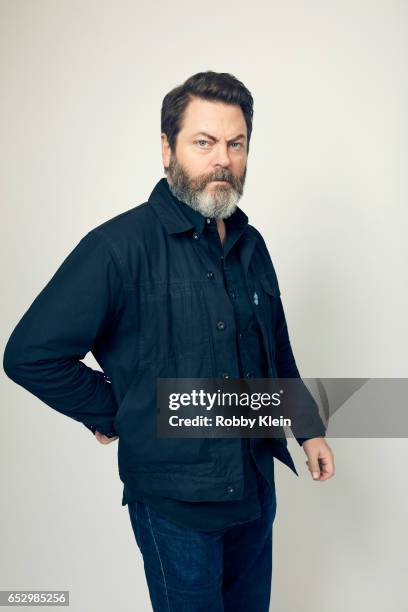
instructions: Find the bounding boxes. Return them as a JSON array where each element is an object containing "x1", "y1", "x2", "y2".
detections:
[
  {"x1": 3, "y1": 229, "x2": 126, "y2": 436},
  {"x1": 253, "y1": 222, "x2": 327, "y2": 446},
  {"x1": 275, "y1": 294, "x2": 326, "y2": 445}
]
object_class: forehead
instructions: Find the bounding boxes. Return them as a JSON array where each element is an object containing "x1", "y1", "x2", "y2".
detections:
[{"x1": 180, "y1": 96, "x2": 247, "y2": 136}]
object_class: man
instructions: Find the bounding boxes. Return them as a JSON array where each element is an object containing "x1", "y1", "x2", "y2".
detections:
[{"x1": 3, "y1": 70, "x2": 335, "y2": 611}]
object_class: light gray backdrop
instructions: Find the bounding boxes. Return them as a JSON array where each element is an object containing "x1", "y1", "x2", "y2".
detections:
[{"x1": 1, "y1": 1, "x2": 407, "y2": 611}]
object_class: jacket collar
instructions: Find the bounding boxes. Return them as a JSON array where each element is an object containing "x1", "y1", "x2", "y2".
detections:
[{"x1": 148, "y1": 177, "x2": 249, "y2": 235}]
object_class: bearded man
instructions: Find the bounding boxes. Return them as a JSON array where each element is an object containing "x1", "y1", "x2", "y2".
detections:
[{"x1": 3, "y1": 70, "x2": 334, "y2": 612}]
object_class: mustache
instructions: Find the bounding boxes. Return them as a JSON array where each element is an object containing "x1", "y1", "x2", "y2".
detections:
[{"x1": 205, "y1": 174, "x2": 239, "y2": 187}]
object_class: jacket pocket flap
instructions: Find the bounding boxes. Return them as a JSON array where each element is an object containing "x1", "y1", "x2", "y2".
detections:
[{"x1": 259, "y1": 273, "x2": 281, "y2": 297}]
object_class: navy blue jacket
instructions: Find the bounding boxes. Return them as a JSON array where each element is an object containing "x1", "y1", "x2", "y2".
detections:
[{"x1": 3, "y1": 178, "x2": 326, "y2": 506}]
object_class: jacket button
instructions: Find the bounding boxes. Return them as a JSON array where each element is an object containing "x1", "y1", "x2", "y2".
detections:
[
  {"x1": 245, "y1": 372, "x2": 253, "y2": 378},
  {"x1": 222, "y1": 372, "x2": 230, "y2": 379},
  {"x1": 206, "y1": 271, "x2": 214, "y2": 279},
  {"x1": 192, "y1": 231, "x2": 200, "y2": 240},
  {"x1": 227, "y1": 485, "x2": 235, "y2": 494},
  {"x1": 216, "y1": 320, "x2": 226, "y2": 330}
]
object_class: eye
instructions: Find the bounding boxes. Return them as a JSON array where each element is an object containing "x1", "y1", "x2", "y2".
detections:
[
  {"x1": 230, "y1": 142, "x2": 242, "y2": 149},
  {"x1": 196, "y1": 139, "x2": 210, "y2": 148}
]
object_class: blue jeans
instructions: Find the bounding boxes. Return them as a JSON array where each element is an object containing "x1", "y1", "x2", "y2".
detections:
[{"x1": 127, "y1": 479, "x2": 277, "y2": 611}]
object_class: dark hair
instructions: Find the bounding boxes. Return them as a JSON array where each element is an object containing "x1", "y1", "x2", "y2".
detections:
[{"x1": 161, "y1": 71, "x2": 254, "y2": 153}]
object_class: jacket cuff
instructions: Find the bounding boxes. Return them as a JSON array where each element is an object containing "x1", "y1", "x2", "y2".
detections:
[
  {"x1": 83, "y1": 422, "x2": 118, "y2": 437},
  {"x1": 296, "y1": 432, "x2": 326, "y2": 446}
]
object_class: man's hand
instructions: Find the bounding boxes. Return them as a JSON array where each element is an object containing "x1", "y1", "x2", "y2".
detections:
[
  {"x1": 95, "y1": 430, "x2": 119, "y2": 444},
  {"x1": 302, "y1": 437, "x2": 335, "y2": 481}
]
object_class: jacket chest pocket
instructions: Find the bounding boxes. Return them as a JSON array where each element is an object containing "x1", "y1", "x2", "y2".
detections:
[
  {"x1": 258, "y1": 272, "x2": 281, "y2": 308},
  {"x1": 139, "y1": 281, "x2": 210, "y2": 366}
]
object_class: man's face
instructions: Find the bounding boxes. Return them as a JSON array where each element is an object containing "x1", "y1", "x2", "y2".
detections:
[{"x1": 162, "y1": 97, "x2": 248, "y2": 219}]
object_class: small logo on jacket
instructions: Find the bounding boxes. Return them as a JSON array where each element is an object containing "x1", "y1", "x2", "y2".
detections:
[{"x1": 253, "y1": 291, "x2": 259, "y2": 306}]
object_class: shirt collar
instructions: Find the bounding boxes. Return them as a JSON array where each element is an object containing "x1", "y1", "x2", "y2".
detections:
[{"x1": 148, "y1": 177, "x2": 249, "y2": 235}]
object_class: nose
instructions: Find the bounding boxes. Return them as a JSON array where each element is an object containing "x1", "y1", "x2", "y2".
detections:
[{"x1": 212, "y1": 142, "x2": 231, "y2": 169}]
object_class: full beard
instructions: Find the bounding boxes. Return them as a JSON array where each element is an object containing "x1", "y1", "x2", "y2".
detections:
[{"x1": 166, "y1": 154, "x2": 246, "y2": 220}]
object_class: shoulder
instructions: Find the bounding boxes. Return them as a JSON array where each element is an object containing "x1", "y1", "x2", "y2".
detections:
[
  {"x1": 246, "y1": 223, "x2": 270, "y2": 254},
  {"x1": 88, "y1": 201, "x2": 154, "y2": 243},
  {"x1": 245, "y1": 223, "x2": 280, "y2": 285},
  {"x1": 73, "y1": 201, "x2": 156, "y2": 284},
  {"x1": 82, "y1": 201, "x2": 159, "y2": 262}
]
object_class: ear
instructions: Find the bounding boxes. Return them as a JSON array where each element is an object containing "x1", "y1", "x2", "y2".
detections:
[{"x1": 161, "y1": 133, "x2": 171, "y2": 171}]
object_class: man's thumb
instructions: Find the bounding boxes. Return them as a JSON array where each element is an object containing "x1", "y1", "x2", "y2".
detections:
[{"x1": 306, "y1": 459, "x2": 320, "y2": 479}]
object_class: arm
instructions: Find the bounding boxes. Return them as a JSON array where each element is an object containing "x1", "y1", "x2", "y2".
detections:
[
  {"x1": 3, "y1": 229, "x2": 126, "y2": 436},
  {"x1": 275, "y1": 294, "x2": 335, "y2": 481},
  {"x1": 274, "y1": 294, "x2": 327, "y2": 446}
]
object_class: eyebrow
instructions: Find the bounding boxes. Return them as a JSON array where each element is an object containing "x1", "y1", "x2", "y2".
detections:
[{"x1": 192, "y1": 131, "x2": 247, "y2": 143}]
